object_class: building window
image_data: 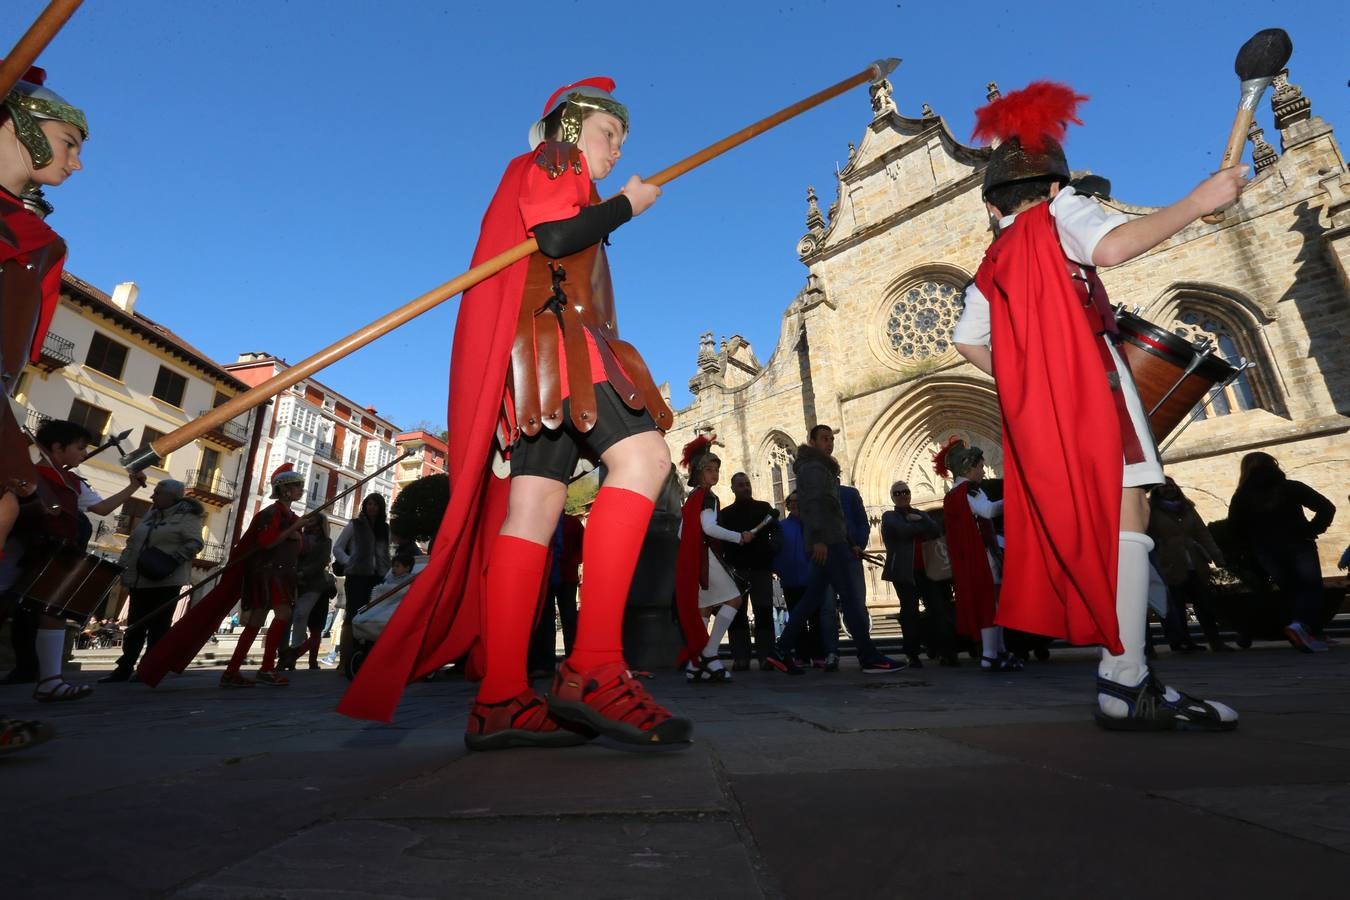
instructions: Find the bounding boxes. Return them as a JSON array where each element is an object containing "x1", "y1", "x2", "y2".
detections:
[
  {"x1": 68, "y1": 399, "x2": 111, "y2": 440},
  {"x1": 765, "y1": 440, "x2": 797, "y2": 514},
  {"x1": 139, "y1": 426, "x2": 169, "y2": 467},
  {"x1": 885, "y1": 279, "x2": 963, "y2": 361},
  {"x1": 1172, "y1": 308, "x2": 1264, "y2": 419},
  {"x1": 152, "y1": 366, "x2": 187, "y2": 407},
  {"x1": 84, "y1": 332, "x2": 129, "y2": 379}
]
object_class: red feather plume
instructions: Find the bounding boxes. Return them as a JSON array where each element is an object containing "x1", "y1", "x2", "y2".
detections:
[
  {"x1": 679, "y1": 434, "x2": 716, "y2": 470},
  {"x1": 0, "y1": 61, "x2": 46, "y2": 86},
  {"x1": 972, "y1": 81, "x2": 1088, "y2": 153},
  {"x1": 932, "y1": 435, "x2": 964, "y2": 479}
]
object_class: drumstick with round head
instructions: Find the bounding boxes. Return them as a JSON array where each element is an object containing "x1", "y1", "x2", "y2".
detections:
[{"x1": 1201, "y1": 28, "x2": 1293, "y2": 224}]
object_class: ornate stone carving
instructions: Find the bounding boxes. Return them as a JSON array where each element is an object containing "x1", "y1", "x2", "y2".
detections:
[
  {"x1": 870, "y1": 78, "x2": 896, "y2": 117},
  {"x1": 1271, "y1": 68, "x2": 1310, "y2": 131},
  {"x1": 1248, "y1": 121, "x2": 1278, "y2": 174},
  {"x1": 985, "y1": 81, "x2": 1001, "y2": 102},
  {"x1": 805, "y1": 185, "x2": 826, "y2": 233},
  {"x1": 921, "y1": 102, "x2": 935, "y2": 119},
  {"x1": 697, "y1": 331, "x2": 719, "y2": 373}
]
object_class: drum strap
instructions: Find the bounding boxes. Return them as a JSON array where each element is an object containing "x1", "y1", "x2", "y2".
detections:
[{"x1": 1063, "y1": 260, "x2": 1146, "y2": 465}]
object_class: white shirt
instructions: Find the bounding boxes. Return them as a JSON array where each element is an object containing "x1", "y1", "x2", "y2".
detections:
[
  {"x1": 952, "y1": 187, "x2": 1129, "y2": 349},
  {"x1": 75, "y1": 478, "x2": 103, "y2": 513},
  {"x1": 953, "y1": 476, "x2": 1003, "y2": 520}
]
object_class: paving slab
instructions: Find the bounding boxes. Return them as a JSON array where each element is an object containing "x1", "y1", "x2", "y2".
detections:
[{"x1": 174, "y1": 817, "x2": 763, "y2": 900}]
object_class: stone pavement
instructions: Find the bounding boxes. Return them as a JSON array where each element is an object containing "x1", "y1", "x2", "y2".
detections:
[{"x1": 4, "y1": 642, "x2": 1350, "y2": 899}]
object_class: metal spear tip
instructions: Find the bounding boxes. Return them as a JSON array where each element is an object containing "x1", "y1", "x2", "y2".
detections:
[
  {"x1": 869, "y1": 58, "x2": 901, "y2": 81},
  {"x1": 121, "y1": 445, "x2": 161, "y2": 474},
  {"x1": 113, "y1": 428, "x2": 133, "y2": 442}
]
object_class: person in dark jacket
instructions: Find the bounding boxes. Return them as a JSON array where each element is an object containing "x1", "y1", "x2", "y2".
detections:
[
  {"x1": 1147, "y1": 478, "x2": 1230, "y2": 653},
  {"x1": 1228, "y1": 452, "x2": 1336, "y2": 652},
  {"x1": 766, "y1": 426, "x2": 905, "y2": 675},
  {"x1": 772, "y1": 492, "x2": 822, "y2": 662},
  {"x1": 719, "y1": 472, "x2": 779, "y2": 670},
  {"x1": 881, "y1": 480, "x2": 941, "y2": 667}
]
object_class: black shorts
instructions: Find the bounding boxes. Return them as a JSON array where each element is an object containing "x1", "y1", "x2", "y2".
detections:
[{"x1": 509, "y1": 382, "x2": 658, "y2": 483}]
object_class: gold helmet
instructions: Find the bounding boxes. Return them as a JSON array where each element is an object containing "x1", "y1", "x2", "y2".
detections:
[
  {"x1": 2, "y1": 64, "x2": 88, "y2": 170},
  {"x1": 528, "y1": 76, "x2": 628, "y2": 148}
]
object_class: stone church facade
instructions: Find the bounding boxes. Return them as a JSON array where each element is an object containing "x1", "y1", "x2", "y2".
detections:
[{"x1": 665, "y1": 73, "x2": 1350, "y2": 616}]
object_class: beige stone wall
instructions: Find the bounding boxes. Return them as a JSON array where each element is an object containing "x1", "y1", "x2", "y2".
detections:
[{"x1": 669, "y1": 80, "x2": 1350, "y2": 615}]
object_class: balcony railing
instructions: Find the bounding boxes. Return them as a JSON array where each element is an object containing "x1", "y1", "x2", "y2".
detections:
[
  {"x1": 34, "y1": 331, "x2": 75, "y2": 371},
  {"x1": 185, "y1": 469, "x2": 236, "y2": 505},
  {"x1": 24, "y1": 407, "x2": 53, "y2": 435},
  {"x1": 195, "y1": 541, "x2": 227, "y2": 565},
  {"x1": 314, "y1": 442, "x2": 341, "y2": 464},
  {"x1": 197, "y1": 410, "x2": 248, "y2": 448}
]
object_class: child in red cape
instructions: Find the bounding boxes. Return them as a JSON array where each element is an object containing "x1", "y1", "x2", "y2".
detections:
[
  {"x1": 953, "y1": 82, "x2": 1245, "y2": 731},
  {"x1": 340, "y1": 78, "x2": 692, "y2": 750}
]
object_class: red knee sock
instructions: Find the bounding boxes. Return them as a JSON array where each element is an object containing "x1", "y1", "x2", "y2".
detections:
[
  {"x1": 568, "y1": 487, "x2": 655, "y2": 671},
  {"x1": 259, "y1": 619, "x2": 287, "y2": 672},
  {"x1": 477, "y1": 535, "x2": 550, "y2": 704},
  {"x1": 226, "y1": 623, "x2": 260, "y2": 675}
]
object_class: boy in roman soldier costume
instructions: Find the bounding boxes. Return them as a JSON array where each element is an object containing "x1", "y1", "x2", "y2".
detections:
[
  {"x1": 341, "y1": 78, "x2": 692, "y2": 750},
  {"x1": 1, "y1": 64, "x2": 86, "y2": 556},
  {"x1": 674, "y1": 435, "x2": 753, "y2": 683},
  {"x1": 138, "y1": 465, "x2": 305, "y2": 688},
  {"x1": 952, "y1": 82, "x2": 1244, "y2": 730},
  {"x1": 933, "y1": 437, "x2": 1020, "y2": 672}
]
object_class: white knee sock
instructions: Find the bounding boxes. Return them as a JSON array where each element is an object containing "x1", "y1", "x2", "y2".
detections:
[
  {"x1": 1098, "y1": 531, "x2": 1152, "y2": 716},
  {"x1": 980, "y1": 626, "x2": 1001, "y2": 662},
  {"x1": 37, "y1": 627, "x2": 66, "y2": 682},
  {"x1": 703, "y1": 605, "x2": 738, "y2": 666}
]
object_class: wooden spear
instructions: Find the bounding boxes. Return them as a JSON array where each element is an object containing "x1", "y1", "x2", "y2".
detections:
[
  {"x1": 125, "y1": 59, "x2": 901, "y2": 472},
  {"x1": 0, "y1": 0, "x2": 84, "y2": 99}
]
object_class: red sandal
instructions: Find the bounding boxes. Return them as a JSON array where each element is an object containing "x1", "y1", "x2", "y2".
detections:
[{"x1": 549, "y1": 660, "x2": 693, "y2": 747}]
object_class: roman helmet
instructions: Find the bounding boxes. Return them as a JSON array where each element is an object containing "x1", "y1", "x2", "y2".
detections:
[
  {"x1": 932, "y1": 435, "x2": 984, "y2": 480},
  {"x1": 679, "y1": 434, "x2": 720, "y2": 488},
  {"x1": 527, "y1": 76, "x2": 628, "y2": 148},
  {"x1": 2, "y1": 63, "x2": 88, "y2": 170},
  {"x1": 269, "y1": 463, "x2": 305, "y2": 499},
  {"x1": 972, "y1": 81, "x2": 1086, "y2": 199}
]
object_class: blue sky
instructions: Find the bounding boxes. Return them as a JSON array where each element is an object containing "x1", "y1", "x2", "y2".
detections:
[{"x1": 16, "y1": 0, "x2": 1347, "y2": 430}]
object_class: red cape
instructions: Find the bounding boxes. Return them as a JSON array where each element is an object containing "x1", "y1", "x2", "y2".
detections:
[
  {"x1": 137, "y1": 502, "x2": 294, "y2": 686},
  {"x1": 673, "y1": 487, "x2": 712, "y2": 665},
  {"x1": 942, "y1": 482, "x2": 997, "y2": 640},
  {"x1": 979, "y1": 201, "x2": 1123, "y2": 653},
  {"x1": 0, "y1": 191, "x2": 65, "y2": 363},
  {"x1": 339, "y1": 150, "x2": 590, "y2": 722}
]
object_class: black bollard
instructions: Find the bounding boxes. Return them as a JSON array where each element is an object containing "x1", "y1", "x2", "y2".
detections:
[{"x1": 623, "y1": 471, "x2": 685, "y2": 671}]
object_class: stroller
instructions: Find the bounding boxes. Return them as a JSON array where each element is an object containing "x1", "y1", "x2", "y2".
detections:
[{"x1": 344, "y1": 556, "x2": 427, "y2": 678}]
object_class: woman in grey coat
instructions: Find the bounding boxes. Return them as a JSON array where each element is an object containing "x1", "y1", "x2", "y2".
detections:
[{"x1": 102, "y1": 481, "x2": 204, "y2": 681}]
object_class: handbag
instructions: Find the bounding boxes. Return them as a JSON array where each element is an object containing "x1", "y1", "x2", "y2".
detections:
[
  {"x1": 136, "y1": 546, "x2": 179, "y2": 581},
  {"x1": 920, "y1": 537, "x2": 953, "y2": 581}
]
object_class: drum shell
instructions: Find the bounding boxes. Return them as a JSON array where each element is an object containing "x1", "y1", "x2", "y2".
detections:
[
  {"x1": 1115, "y1": 312, "x2": 1237, "y2": 441},
  {"x1": 17, "y1": 546, "x2": 123, "y2": 622}
]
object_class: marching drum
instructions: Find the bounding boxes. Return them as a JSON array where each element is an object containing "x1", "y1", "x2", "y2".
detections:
[
  {"x1": 1114, "y1": 310, "x2": 1243, "y2": 442},
  {"x1": 16, "y1": 545, "x2": 123, "y2": 622}
]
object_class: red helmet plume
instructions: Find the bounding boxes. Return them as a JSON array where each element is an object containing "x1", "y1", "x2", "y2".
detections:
[
  {"x1": 679, "y1": 434, "x2": 717, "y2": 470},
  {"x1": 972, "y1": 81, "x2": 1088, "y2": 154},
  {"x1": 932, "y1": 435, "x2": 965, "y2": 479}
]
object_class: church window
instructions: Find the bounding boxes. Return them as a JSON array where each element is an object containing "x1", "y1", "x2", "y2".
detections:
[
  {"x1": 1171, "y1": 309, "x2": 1263, "y2": 420},
  {"x1": 766, "y1": 441, "x2": 797, "y2": 513},
  {"x1": 886, "y1": 280, "x2": 962, "y2": 361}
]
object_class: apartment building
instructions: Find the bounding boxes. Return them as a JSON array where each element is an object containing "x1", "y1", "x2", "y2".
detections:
[
  {"x1": 15, "y1": 274, "x2": 259, "y2": 584},
  {"x1": 225, "y1": 353, "x2": 400, "y2": 540}
]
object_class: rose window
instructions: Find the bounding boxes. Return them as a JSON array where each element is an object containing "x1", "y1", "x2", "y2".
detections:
[{"x1": 886, "y1": 281, "x2": 961, "y2": 360}]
